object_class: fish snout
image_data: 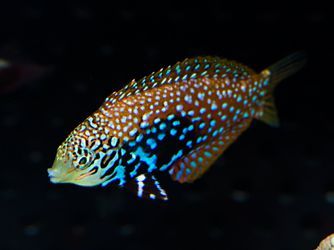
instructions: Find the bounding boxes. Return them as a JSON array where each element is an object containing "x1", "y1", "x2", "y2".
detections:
[
  {"x1": 48, "y1": 158, "x2": 69, "y2": 183},
  {"x1": 47, "y1": 168, "x2": 61, "y2": 183},
  {"x1": 47, "y1": 168, "x2": 55, "y2": 176},
  {"x1": 47, "y1": 168, "x2": 57, "y2": 178}
]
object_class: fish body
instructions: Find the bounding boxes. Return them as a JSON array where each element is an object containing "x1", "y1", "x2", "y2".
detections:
[{"x1": 48, "y1": 54, "x2": 305, "y2": 200}]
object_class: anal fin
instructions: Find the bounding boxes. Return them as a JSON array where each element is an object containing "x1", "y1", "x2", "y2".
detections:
[
  {"x1": 256, "y1": 95, "x2": 280, "y2": 127},
  {"x1": 125, "y1": 174, "x2": 168, "y2": 201},
  {"x1": 169, "y1": 131, "x2": 241, "y2": 183}
]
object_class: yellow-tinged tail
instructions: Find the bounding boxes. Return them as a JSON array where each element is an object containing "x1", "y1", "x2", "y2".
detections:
[{"x1": 257, "y1": 52, "x2": 307, "y2": 127}]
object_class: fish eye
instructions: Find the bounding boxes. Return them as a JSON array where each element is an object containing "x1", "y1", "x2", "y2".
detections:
[{"x1": 77, "y1": 156, "x2": 90, "y2": 170}]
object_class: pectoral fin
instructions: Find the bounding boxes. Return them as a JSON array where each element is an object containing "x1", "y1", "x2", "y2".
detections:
[{"x1": 125, "y1": 174, "x2": 168, "y2": 201}]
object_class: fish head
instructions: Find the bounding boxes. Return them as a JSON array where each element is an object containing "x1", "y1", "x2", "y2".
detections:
[{"x1": 48, "y1": 129, "x2": 103, "y2": 187}]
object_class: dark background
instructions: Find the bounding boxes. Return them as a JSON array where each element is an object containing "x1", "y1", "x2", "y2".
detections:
[{"x1": 0, "y1": 3, "x2": 332, "y2": 250}]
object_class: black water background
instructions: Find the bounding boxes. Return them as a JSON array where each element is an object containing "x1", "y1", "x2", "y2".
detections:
[{"x1": 0, "y1": 4, "x2": 332, "y2": 250}]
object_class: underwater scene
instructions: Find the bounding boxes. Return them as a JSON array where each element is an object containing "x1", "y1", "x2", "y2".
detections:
[{"x1": 0, "y1": 4, "x2": 332, "y2": 250}]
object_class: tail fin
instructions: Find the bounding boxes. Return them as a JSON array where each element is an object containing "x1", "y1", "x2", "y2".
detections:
[
  {"x1": 257, "y1": 52, "x2": 307, "y2": 127},
  {"x1": 265, "y1": 52, "x2": 307, "y2": 90}
]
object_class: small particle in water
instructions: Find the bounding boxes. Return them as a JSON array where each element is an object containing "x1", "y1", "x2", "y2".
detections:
[
  {"x1": 231, "y1": 190, "x2": 250, "y2": 203},
  {"x1": 23, "y1": 224, "x2": 40, "y2": 237}
]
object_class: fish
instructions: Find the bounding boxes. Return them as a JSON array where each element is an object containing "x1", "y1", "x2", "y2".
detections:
[
  {"x1": 48, "y1": 53, "x2": 306, "y2": 200},
  {"x1": 316, "y1": 233, "x2": 334, "y2": 250}
]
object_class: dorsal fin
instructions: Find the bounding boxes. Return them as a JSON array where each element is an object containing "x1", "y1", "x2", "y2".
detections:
[
  {"x1": 124, "y1": 174, "x2": 168, "y2": 201},
  {"x1": 104, "y1": 56, "x2": 252, "y2": 103}
]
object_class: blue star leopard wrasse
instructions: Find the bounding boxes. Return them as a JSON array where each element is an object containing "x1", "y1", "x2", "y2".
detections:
[{"x1": 48, "y1": 53, "x2": 306, "y2": 200}]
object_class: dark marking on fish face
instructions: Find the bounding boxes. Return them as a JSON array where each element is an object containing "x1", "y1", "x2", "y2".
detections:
[
  {"x1": 101, "y1": 150, "x2": 117, "y2": 168},
  {"x1": 100, "y1": 149, "x2": 122, "y2": 179},
  {"x1": 95, "y1": 153, "x2": 101, "y2": 160},
  {"x1": 90, "y1": 166, "x2": 98, "y2": 175}
]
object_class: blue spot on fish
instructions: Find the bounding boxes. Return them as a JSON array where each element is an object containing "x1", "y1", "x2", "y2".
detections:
[
  {"x1": 252, "y1": 96, "x2": 257, "y2": 102},
  {"x1": 170, "y1": 129, "x2": 177, "y2": 136},
  {"x1": 158, "y1": 133, "x2": 165, "y2": 140},
  {"x1": 147, "y1": 138, "x2": 157, "y2": 150},
  {"x1": 159, "y1": 123, "x2": 167, "y2": 130},
  {"x1": 151, "y1": 127, "x2": 157, "y2": 133},
  {"x1": 129, "y1": 128, "x2": 138, "y2": 137},
  {"x1": 210, "y1": 120, "x2": 216, "y2": 127},
  {"x1": 204, "y1": 151, "x2": 212, "y2": 157},
  {"x1": 136, "y1": 134, "x2": 143, "y2": 143},
  {"x1": 173, "y1": 120, "x2": 180, "y2": 126},
  {"x1": 167, "y1": 114, "x2": 175, "y2": 120},
  {"x1": 188, "y1": 125, "x2": 194, "y2": 131},
  {"x1": 194, "y1": 64, "x2": 200, "y2": 71},
  {"x1": 211, "y1": 102, "x2": 218, "y2": 110}
]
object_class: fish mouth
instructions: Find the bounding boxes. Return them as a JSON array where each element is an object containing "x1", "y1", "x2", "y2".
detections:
[
  {"x1": 47, "y1": 168, "x2": 77, "y2": 184},
  {"x1": 47, "y1": 158, "x2": 75, "y2": 183},
  {"x1": 48, "y1": 158, "x2": 102, "y2": 186},
  {"x1": 47, "y1": 168, "x2": 66, "y2": 183},
  {"x1": 47, "y1": 168, "x2": 62, "y2": 183}
]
